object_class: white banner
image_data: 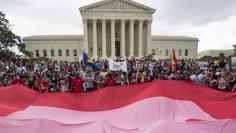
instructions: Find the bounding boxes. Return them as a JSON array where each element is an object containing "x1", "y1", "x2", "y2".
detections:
[{"x1": 109, "y1": 59, "x2": 127, "y2": 72}]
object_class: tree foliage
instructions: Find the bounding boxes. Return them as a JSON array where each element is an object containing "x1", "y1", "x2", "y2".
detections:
[
  {"x1": 200, "y1": 56, "x2": 214, "y2": 61},
  {"x1": 0, "y1": 11, "x2": 33, "y2": 60},
  {"x1": 219, "y1": 52, "x2": 225, "y2": 58}
]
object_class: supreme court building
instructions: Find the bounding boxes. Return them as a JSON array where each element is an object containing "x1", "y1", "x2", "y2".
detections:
[{"x1": 24, "y1": 0, "x2": 199, "y2": 61}]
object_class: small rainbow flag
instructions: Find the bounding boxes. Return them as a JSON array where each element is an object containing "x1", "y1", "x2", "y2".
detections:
[{"x1": 170, "y1": 49, "x2": 177, "y2": 68}]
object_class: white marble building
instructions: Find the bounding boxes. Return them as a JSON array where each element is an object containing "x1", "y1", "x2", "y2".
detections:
[{"x1": 24, "y1": 0, "x2": 199, "y2": 61}]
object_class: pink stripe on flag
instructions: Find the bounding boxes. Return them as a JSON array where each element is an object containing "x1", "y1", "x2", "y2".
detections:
[{"x1": 1, "y1": 97, "x2": 236, "y2": 133}]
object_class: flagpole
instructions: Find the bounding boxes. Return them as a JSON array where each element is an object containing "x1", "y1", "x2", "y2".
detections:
[
  {"x1": 125, "y1": 58, "x2": 129, "y2": 85},
  {"x1": 126, "y1": 72, "x2": 129, "y2": 85}
]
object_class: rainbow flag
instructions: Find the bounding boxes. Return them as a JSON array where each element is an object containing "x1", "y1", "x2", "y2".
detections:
[
  {"x1": 170, "y1": 49, "x2": 177, "y2": 67},
  {"x1": 1, "y1": 81, "x2": 236, "y2": 132}
]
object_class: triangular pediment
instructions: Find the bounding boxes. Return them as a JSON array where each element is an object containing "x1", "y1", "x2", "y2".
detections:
[{"x1": 80, "y1": 0, "x2": 155, "y2": 13}]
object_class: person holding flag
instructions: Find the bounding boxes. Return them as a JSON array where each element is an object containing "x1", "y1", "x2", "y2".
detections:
[
  {"x1": 170, "y1": 49, "x2": 177, "y2": 71},
  {"x1": 140, "y1": 53, "x2": 155, "y2": 61},
  {"x1": 82, "y1": 51, "x2": 100, "y2": 72},
  {"x1": 108, "y1": 59, "x2": 127, "y2": 73}
]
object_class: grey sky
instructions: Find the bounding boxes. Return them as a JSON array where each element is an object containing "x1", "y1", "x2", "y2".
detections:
[{"x1": 1, "y1": 0, "x2": 236, "y2": 52}]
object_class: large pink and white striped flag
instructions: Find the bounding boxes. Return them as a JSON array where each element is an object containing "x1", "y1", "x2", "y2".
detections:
[{"x1": 0, "y1": 80, "x2": 236, "y2": 133}]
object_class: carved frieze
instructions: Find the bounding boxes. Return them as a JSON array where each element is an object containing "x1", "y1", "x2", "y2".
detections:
[
  {"x1": 88, "y1": 0, "x2": 147, "y2": 12},
  {"x1": 81, "y1": 11, "x2": 152, "y2": 20}
]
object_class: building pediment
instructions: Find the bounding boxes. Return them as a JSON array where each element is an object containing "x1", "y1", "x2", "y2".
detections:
[{"x1": 80, "y1": 0, "x2": 155, "y2": 13}]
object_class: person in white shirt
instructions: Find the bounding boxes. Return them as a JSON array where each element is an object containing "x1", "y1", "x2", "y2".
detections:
[
  {"x1": 190, "y1": 72, "x2": 199, "y2": 83},
  {"x1": 198, "y1": 71, "x2": 206, "y2": 84}
]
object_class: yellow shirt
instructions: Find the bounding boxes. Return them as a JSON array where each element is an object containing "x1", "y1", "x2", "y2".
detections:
[
  {"x1": 214, "y1": 60, "x2": 219, "y2": 66},
  {"x1": 100, "y1": 72, "x2": 108, "y2": 78}
]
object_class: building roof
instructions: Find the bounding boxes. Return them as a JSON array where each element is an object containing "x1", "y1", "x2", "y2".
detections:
[
  {"x1": 199, "y1": 49, "x2": 234, "y2": 53},
  {"x1": 198, "y1": 49, "x2": 234, "y2": 58},
  {"x1": 80, "y1": 0, "x2": 156, "y2": 13},
  {"x1": 23, "y1": 35, "x2": 199, "y2": 41},
  {"x1": 23, "y1": 35, "x2": 84, "y2": 41},
  {"x1": 152, "y1": 35, "x2": 199, "y2": 41}
]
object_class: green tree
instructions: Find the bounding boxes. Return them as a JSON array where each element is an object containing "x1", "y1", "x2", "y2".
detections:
[
  {"x1": 200, "y1": 55, "x2": 213, "y2": 61},
  {"x1": 0, "y1": 11, "x2": 32, "y2": 60},
  {"x1": 219, "y1": 52, "x2": 225, "y2": 58}
]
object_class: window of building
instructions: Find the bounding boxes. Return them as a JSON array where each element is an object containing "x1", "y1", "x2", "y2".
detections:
[
  {"x1": 165, "y1": 49, "x2": 169, "y2": 56},
  {"x1": 185, "y1": 49, "x2": 188, "y2": 56},
  {"x1": 66, "y1": 49, "x2": 70, "y2": 57},
  {"x1": 43, "y1": 49, "x2": 47, "y2": 57},
  {"x1": 58, "y1": 49, "x2": 62, "y2": 57},
  {"x1": 35, "y1": 50, "x2": 39, "y2": 57},
  {"x1": 73, "y1": 49, "x2": 77, "y2": 56},
  {"x1": 51, "y1": 49, "x2": 54, "y2": 57},
  {"x1": 179, "y1": 49, "x2": 182, "y2": 56},
  {"x1": 152, "y1": 49, "x2": 156, "y2": 54},
  {"x1": 156, "y1": 48, "x2": 162, "y2": 55}
]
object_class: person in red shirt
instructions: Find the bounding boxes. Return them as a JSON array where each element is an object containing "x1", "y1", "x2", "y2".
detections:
[
  {"x1": 38, "y1": 76, "x2": 48, "y2": 93},
  {"x1": 65, "y1": 63, "x2": 72, "y2": 73},
  {"x1": 129, "y1": 56, "x2": 136, "y2": 65},
  {"x1": 93, "y1": 72, "x2": 101, "y2": 90},
  {"x1": 71, "y1": 75, "x2": 84, "y2": 93},
  {"x1": 104, "y1": 74, "x2": 115, "y2": 87},
  {"x1": 11, "y1": 75, "x2": 22, "y2": 85}
]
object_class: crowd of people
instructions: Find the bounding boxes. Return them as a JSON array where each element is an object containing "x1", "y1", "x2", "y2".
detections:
[{"x1": 0, "y1": 56, "x2": 235, "y2": 93}]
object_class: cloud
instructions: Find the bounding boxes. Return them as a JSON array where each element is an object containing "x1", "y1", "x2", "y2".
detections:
[
  {"x1": 153, "y1": 0, "x2": 236, "y2": 26},
  {"x1": 0, "y1": 0, "x2": 30, "y2": 7},
  {"x1": 0, "y1": 0, "x2": 98, "y2": 36},
  {"x1": 136, "y1": 0, "x2": 236, "y2": 51}
]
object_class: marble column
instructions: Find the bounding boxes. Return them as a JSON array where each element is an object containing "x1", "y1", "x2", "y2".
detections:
[
  {"x1": 83, "y1": 19, "x2": 88, "y2": 53},
  {"x1": 111, "y1": 19, "x2": 116, "y2": 58},
  {"x1": 129, "y1": 19, "x2": 134, "y2": 57},
  {"x1": 121, "y1": 19, "x2": 125, "y2": 57},
  {"x1": 138, "y1": 20, "x2": 144, "y2": 57},
  {"x1": 102, "y1": 19, "x2": 107, "y2": 58},
  {"x1": 146, "y1": 20, "x2": 152, "y2": 54},
  {"x1": 92, "y1": 19, "x2": 97, "y2": 58}
]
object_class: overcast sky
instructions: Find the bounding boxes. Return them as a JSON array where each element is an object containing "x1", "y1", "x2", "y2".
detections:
[{"x1": 1, "y1": 0, "x2": 236, "y2": 52}]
